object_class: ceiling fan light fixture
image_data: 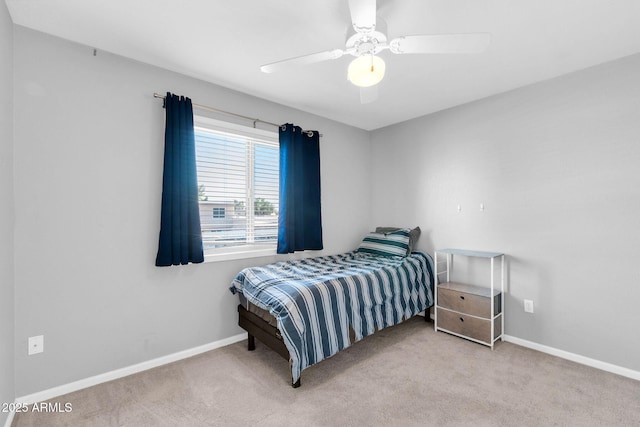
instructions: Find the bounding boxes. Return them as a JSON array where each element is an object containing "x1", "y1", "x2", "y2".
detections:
[{"x1": 347, "y1": 55, "x2": 385, "y2": 87}]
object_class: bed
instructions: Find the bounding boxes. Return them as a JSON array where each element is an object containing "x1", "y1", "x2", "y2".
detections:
[{"x1": 229, "y1": 227, "x2": 434, "y2": 387}]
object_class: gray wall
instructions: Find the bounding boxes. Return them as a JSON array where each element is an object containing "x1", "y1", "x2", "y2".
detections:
[
  {"x1": 371, "y1": 54, "x2": 640, "y2": 372},
  {"x1": 0, "y1": 1, "x2": 15, "y2": 424},
  {"x1": 13, "y1": 27, "x2": 372, "y2": 396}
]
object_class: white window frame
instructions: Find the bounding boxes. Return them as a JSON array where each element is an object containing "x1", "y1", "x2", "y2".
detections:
[{"x1": 194, "y1": 116, "x2": 279, "y2": 263}]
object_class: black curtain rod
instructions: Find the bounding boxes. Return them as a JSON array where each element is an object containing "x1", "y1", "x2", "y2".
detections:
[{"x1": 153, "y1": 93, "x2": 320, "y2": 136}]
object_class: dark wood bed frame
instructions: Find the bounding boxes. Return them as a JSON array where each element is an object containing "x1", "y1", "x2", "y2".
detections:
[{"x1": 238, "y1": 304, "x2": 432, "y2": 388}]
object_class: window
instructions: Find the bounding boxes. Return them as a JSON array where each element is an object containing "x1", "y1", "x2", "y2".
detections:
[
  {"x1": 194, "y1": 116, "x2": 279, "y2": 257},
  {"x1": 212, "y1": 207, "x2": 226, "y2": 219}
]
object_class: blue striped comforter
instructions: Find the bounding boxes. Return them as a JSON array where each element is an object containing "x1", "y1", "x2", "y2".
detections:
[{"x1": 230, "y1": 251, "x2": 434, "y2": 383}]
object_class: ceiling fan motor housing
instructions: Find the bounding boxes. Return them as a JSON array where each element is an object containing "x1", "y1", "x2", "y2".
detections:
[{"x1": 345, "y1": 17, "x2": 388, "y2": 57}]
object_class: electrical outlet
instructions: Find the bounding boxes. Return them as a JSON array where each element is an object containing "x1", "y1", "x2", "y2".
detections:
[
  {"x1": 524, "y1": 299, "x2": 534, "y2": 313},
  {"x1": 28, "y1": 335, "x2": 44, "y2": 355}
]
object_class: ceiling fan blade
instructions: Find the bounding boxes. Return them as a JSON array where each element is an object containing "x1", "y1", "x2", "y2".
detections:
[
  {"x1": 348, "y1": 0, "x2": 377, "y2": 32},
  {"x1": 360, "y1": 85, "x2": 378, "y2": 104},
  {"x1": 260, "y1": 49, "x2": 344, "y2": 73},
  {"x1": 389, "y1": 33, "x2": 491, "y2": 54}
]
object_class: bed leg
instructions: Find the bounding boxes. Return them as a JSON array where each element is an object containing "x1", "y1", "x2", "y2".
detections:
[
  {"x1": 248, "y1": 334, "x2": 256, "y2": 351},
  {"x1": 424, "y1": 309, "x2": 432, "y2": 323},
  {"x1": 292, "y1": 378, "x2": 301, "y2": 388}
]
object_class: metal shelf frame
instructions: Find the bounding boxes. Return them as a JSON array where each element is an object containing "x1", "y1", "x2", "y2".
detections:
[{"x1": 434, "y1": 248, "x2": 505, "y2": 349}]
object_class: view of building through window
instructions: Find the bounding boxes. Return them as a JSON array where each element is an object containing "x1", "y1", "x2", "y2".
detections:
[{"x1": 194, "y1": 118, "x2": 279, "y2": 252}]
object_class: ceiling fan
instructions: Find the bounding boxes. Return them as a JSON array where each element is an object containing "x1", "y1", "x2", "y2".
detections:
[{"x1": 260, "y1": 0, "x2": 490, "y2": 103}]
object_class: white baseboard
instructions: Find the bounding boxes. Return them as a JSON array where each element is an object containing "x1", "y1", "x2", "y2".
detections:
[
  {"x1": 14, "y1": 332, "x2": 247, "y2": 406},
  {"x1": 3, "y1": 411, "x2": 15, "y2": 427},
  {"x1": 503, "y1": 335, "x2": 640, "y2": 381}
]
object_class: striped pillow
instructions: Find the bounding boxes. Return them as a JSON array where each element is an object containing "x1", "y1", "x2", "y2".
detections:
[{"x1": 357, "y1": 228, "x2": 411, "y2": 257}]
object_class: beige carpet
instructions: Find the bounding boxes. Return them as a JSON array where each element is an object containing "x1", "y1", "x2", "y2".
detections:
[{"x1": 13, "y1": 317, "x2": 640, "y2": 426}]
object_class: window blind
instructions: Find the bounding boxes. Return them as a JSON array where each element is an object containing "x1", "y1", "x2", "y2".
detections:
[{"x1": 194, "y1": 122, "x2": 279, "y2": 251}]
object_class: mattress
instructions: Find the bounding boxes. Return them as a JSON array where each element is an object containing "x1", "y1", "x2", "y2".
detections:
[{"x1": 238, "y1": 293, "x2": 279, "y2": 329}]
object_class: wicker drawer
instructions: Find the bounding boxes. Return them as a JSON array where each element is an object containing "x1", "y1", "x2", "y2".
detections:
[
  {"x1": 437, "y1": 282, "x2": 501, "y2": 318},
  {"x1": 437, "y1": 307, "x2": 502, "y2": 344}
]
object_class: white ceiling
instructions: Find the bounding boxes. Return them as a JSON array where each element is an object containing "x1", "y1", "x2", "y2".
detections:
[{"x1": 6, "y1": 0, "x2": 640, "y2": 130}]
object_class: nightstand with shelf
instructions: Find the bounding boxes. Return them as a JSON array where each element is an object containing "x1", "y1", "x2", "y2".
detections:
[{"x1": 434, "y1": 249, "x2": 505, "y2": 348}]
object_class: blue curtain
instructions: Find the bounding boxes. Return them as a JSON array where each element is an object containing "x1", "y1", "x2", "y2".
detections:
[
  {"x1": 155, "y1": 93, "x2": 204, "y2": 266},
  {"x1": 277, "y1": 123, "x2": 323, "y2": 254}
]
